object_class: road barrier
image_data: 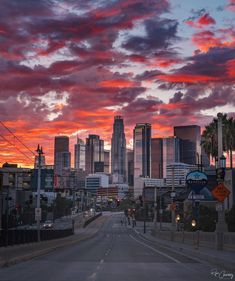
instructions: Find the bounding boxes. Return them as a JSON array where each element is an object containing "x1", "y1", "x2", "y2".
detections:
[
  {"x1": 83, "y1": 213, "x2": 102, "y2": 228},
  {"x1": 0, "y1": 228, "x2": 73, "y2": 247}
]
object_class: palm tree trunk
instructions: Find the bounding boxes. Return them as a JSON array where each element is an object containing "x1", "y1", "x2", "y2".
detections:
[{"x1": 230, "y1": 148, "x2": 233, "y2": 169}]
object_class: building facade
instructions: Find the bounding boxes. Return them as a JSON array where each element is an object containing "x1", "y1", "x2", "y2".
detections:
[
  {"x1": 54, "y1": 136, "x2": 71, "y2": 176},
  {"x1": 127, "y1": 149, "x2": 134, "y2": 187},
  {"x1": 111, "y1": 116, "x2": 126, "y2": 183},
  {"x1": 162, "y1": 137, "x2": 180, "y2": 178},
  {"x1": 151, "y1": 138, "x2": 163, "y2": 179},
  {"x1": 174, "y1": 125, "x2": 201, "y2": 165},
  {"x1": 133, "y1": 123, "x2": 151, "y2": 197},
  {"x1": 74, "y1": 138, "x2": 86, "y2": 171},
  {"x1": 85, "y1": 173, "x2": 109, "y2": 195},
  {"x1": 85, "y1": 135, "x2": 104, "y2": 174}
]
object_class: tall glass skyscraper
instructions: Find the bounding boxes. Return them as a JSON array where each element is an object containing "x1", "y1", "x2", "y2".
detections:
[
  {"x1": 133, "y1": 123, "x2": 151, "y2": 183},
  {"x1": 74, "y1": 138, "x2": 86, "y2": 171},
  {"x1": 151, "y1": 138, "x2": 163, "y2": 179},
  {"x1": 174, "y1": 125, "x2": 201, "y2": 165},
  {"x1": 54, "y1": 136, "x2": 71, "y2": 176},
  {"x1": 111, "y1": 116, "x2": 126, "y2": 183},
  {"x1": 162, "y1": 136, "x2": 180, "y2": 178},
  {"x1": 85, "y1": 134, "x2": 104, "y2": 174}
]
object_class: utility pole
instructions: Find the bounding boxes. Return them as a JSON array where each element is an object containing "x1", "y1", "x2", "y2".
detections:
[
  {"x1": 153, "y1": 186, "x2": 157, "y2": 230},
  {"x1": 216, "y1": 113, "x2": 227, "y2": 250},
  {"x1": 36, "y1": 144, "x2": 43, "y2": 242}
]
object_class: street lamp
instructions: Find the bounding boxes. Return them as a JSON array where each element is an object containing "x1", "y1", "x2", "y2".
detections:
[
  {"x1": 176, "y1": 214, "x2": 180, "y2": 231},
  {"x1": 191, "y1": 219, "x2": 196, "y2": 228}
]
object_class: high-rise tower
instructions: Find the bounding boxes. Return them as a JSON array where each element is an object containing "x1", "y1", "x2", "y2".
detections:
[
  {"x1": 111, "y1": 116, "x2": 126, "y2": 183},
  {"x1": 133, "y1": 123, "x2": 151, "y2": 196},
  {"x1": 85, "y1": 135, "x2": 104, "y2": 174},
  {"x1": 74, "y1": 138, "x2": 86, "y2": 171},
  {"x1": 174, "y1": 125, "x2": 201, "y2": 165},
  {"x1": 54, "y1": 136, "x2": 71, "y2": 176}
]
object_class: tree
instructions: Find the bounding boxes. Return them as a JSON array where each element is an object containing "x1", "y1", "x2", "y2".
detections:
[{"x1": 201, "y1": 114, "x2": 235, "y2": 168}]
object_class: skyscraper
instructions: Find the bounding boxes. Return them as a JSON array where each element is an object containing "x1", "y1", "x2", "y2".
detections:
[
  {"x1": 85, "y1": 134, "x2": 104, "y2": 174},
  {"x1": 133, "y1": 123, "x2": 151, "y2": 195},
  {"x1": 151, "y1": 138, "x2": 163, "y2": 179},
  {"x1": 54, "y1": 136, "x2": 71, "y2": 176},
  {"x1": 74, "y1": 138, "x2": 86, "y2": 171},
  {"x1": 127, "y1": 149, "x2": 134, "y2": 187},
  {"x1": 104, "y1": 150, "x2": 110, "y2": 174},
  {"x1": 162, "y1": 136, "x2": 180, "y2": 178},
  {"x1": 111, "y1": 116, "x2": 126, "y2": 183},
  {"x1": 174, "y1": 125, "x2": 201, "y2": 165}
]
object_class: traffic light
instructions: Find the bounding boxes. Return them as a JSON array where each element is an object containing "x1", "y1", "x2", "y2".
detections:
[
  {"x1": 117, "y1": 199, "x2": 120, "y2": 206},
  {"x1": 29, "y1": 195, "x2": 33, "y2": 204}
]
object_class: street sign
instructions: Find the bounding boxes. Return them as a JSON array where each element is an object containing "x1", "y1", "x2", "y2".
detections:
[
  {"x1": 212, "y1": 183, "x2": 230, "y2": 202},
  {"x1": 187, "y1": 191, "x2": 205, "y2": 200},
  {"x1": 216, "y1": 202, "x2": 223, "y2": 211},
  {"x1": 186, "y1": 171, "x2": 208, "y2": 194},
  {"x1": 35, "y1": 207, "x2": 42, "y2": 221}
]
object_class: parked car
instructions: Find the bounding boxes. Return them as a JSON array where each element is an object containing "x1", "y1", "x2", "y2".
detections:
[{"x1": 42, "y1": 220, "x2": 54, "y2": 229}]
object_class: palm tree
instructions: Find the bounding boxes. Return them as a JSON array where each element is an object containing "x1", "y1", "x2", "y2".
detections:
[
  {"x1": 223, "y1": 117, "x2": 235, "y2": 169},
  {"x1": 201, "y1": 114, "x2": 235, "y2": 168}
]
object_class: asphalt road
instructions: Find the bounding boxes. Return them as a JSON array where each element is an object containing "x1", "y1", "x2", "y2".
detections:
[{"x1": 0, "y1": 213, "x2": 219, "y2": 281}]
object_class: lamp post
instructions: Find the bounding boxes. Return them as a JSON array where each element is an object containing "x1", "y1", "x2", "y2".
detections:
[
  {"x1": 153, "y1": 186, "x2": 157, "y2": 230},
  {"x1": 215, "y1": 113, "x2": 227, "y2": 250}
]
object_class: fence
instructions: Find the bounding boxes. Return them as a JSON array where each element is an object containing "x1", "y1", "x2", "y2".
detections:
[
  {"x1": 0, "y1": 228, "x2": 73, "y2": 247},
  {"x1": 153, "y1": 230, "x2": 235, "y2": 251}
]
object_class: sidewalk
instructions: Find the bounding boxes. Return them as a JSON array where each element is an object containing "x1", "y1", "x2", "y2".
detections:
[
  {"x1": 134, "y1": 222, "x2": 235, "y2": 271},
  {"x1": 0, "y1": 214, "x2": 108, "y2": 268}
]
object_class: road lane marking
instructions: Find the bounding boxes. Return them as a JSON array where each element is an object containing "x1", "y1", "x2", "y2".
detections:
[
  {"x1": 100, "y1": 259, "x2": 104, "y2": 263},
  {"x1": 129, "y1": 234, "x2": 181, "y2": 264}
]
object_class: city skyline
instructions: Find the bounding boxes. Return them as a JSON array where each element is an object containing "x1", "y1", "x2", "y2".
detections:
[{"x1": 0, "y1": 0, "x2": 235, "y2": 167}]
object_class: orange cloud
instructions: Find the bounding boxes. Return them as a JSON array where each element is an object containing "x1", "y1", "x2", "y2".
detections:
[
  {"x1": 99, "y1": 79, "x2": 136, "y2": 88},
  {"x1": 158, "y1": 74, "x2": 220, "y2": 83}
]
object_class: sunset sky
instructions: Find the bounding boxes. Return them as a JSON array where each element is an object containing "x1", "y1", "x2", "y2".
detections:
[{"x1": 0, "y1": 0, "x2": 235, "y2": 167}]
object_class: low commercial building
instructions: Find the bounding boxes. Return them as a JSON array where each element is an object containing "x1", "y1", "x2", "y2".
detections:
[{"x1": 85, "y1": 173, "x2": 109, "y2": 195}]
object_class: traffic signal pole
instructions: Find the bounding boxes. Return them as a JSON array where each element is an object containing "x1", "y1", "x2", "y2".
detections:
[{"x1": 36, "y1": 145, "x2": 43, "y2": 242}]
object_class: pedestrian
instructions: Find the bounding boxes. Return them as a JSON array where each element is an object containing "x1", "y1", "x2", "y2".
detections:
[{"x1": 120, "y1": 219, "x2": 123, "y2": 226}]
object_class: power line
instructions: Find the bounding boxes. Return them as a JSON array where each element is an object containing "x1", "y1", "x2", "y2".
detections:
[
  {"x1": 0, "y1": 121, "x2": 36, "y2": 156},
  {"x1": 0, "y1": 134, "x2": 33, "y2": 162}
]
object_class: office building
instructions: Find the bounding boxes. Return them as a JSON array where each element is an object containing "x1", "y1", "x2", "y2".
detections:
[
  {"x1": 127, "y1": 149, "x2": 134, "y2": 187},
  {"x1": 54, "y1": 136, "x2": 71, "y2": 176},
  {"x1": 85, "y1": 173, "x2": 109, "y2": 195},
  {"x1": 174, "y1": 125, "x2": 201, "y2": 165},
  {"x1": 162, "y1": 137, "x2": 180, "y2": 178},
  {"x1": 166, "y1": 162, "x2": 196, "y2": 188},
  {"x1": 74, "y1": 138, "x2": 86, "y2": 171},
  {"x1": 104, "y1": 150, "x2": 110, "y2": 174},
  {"x1": 151, "y1": 138, "x2": 163, "y2": 179},
  {"x1": 85, "y1": 135, "x2": 104, "y2": 174},
  {"x1": 111, "y1": 116, "x2": 126, "y2": 183},
  {"x1": 133, "y1": 123, "x2": 151, "y2": 197}
]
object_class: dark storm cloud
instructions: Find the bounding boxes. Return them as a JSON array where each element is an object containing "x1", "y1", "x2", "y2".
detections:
[{"x1": 122, "y1": 18, "x2": 179, "y2": 53}]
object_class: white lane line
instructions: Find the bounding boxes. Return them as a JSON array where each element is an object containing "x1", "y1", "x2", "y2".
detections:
[
  {"x1": 129, "y1": 234, "x2": 181, "y2": 264},
  {"x1": 100, "y1": 259, "x2": 104, "y2": 263},
  {"x1": 88, "y1": 272, "x2": 97, "y2": 280}
]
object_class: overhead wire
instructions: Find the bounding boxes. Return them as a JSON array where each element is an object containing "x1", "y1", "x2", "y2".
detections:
[
  {"x1": 0, "y1": 134, "x2": 33, "y2": 163},
  {"x1": 0, "y1": 121, "x2": 36, "y2": 156}
]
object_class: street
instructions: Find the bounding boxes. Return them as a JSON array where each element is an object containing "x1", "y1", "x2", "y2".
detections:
[{"x1": 0, "y1": 213, "x2": 219, "y2": 281}]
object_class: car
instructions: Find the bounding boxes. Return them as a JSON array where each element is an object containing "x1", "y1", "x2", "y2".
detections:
[{"x1": 42, "y1": 220, "x2": 54, "y2": 229}]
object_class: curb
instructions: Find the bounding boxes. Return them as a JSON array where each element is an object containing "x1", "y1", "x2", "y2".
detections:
[{"x1": 135, "y1": 230, "x2": 235, "y2": 271}]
